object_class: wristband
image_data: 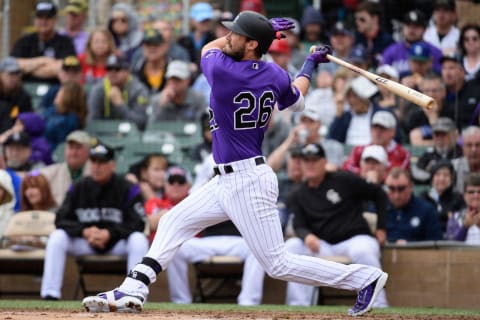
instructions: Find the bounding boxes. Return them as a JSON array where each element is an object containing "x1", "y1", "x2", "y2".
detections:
[{"x1": 296, "y1": 59, "x2": 315, "y2": 80}]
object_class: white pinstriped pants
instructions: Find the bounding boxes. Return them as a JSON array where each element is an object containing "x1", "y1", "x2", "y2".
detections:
[{"x1": 143, "y1": 157, "x2": 383, "y2": 296}]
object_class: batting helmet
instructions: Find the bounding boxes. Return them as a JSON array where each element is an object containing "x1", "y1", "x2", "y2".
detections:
[{"x1": 222, "y1": 11, "x2": 275, "y2": 54}]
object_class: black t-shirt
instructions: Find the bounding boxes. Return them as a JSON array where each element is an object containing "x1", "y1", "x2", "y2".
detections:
[
  {"x1": 11, "y1": 32, "x2": 76, "y2": 83},
  {"x1": 0, "y1": 89, "x2": 33, "y2": 133}
]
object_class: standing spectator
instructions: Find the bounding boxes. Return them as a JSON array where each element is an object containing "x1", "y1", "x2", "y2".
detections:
[
  {"x1": 421, "y1": 159, "x2": 465, "y2": 237},
  {"x1": 40, "y1": 142, "x2": 148, "y2": 300},
  {"x1": 107, "y1": 3, "x2": 143, "y2": 62},
  {"x1": 353, "y1": 1, "x2": 394, "y2": 69},
  {"x1": 283, "y1": 143, "x2": 388, "y2": 307},
  {"x1": 59, "y1": 0, "x2": 89, "y2": 55},
  {"x1": 177, "y1": 2, "x2": 215, "y2": 68},
  {"x1": 20, "y1": 171, "x2": 56, "y2": 211},
  {"x1": 452, "y1": 126, "x2": 480, "y2": 192},
  {"x1": 411, "y1": 117, "x2": 461, "y2": 184},
  {"x1": 10, "y1": 0, "x2": 76, "y2": 84},
  {"x1": 40, "y1": 130, "x2": 92, "y2": 206},
  {"x1": 343, "y1": 110, "x2": 410, "y2": 174},
  {"x1": 0, "y1": 169, "x2": 15, "y2": 236},
  {"x1": 0, "y1": 57, "x2": 33, "y2": 134},
  {"x1": 78, "y1": 28, "x2": 117, "y2": 86},
  {"x1": 88, "y1": 54, "x2": 149, "y2": 130},
  {"x1": 328, "y1": 76, "x2": 380, "y2": 146},
  {"x1": 423, "y1": 0, "x2": 459, "y2": 55},
  {"x1": 385, "y1": 167, "x2": 443, "y2": 243},
  {"x1": 446, "y1": 173, "x2": 480, "y2": 244},
  {"x1": 150, "y1": 60, "x2": 206, "y2": 122},
  {"x1": 458, "y1": 24, "x2": 480, "y2": 81},
  {"x1": 43, "y1": 81, "x2": 87, "y2": 151},
  {"x1": 383, "y1": 10, "x2": 443, "y2": 76}
]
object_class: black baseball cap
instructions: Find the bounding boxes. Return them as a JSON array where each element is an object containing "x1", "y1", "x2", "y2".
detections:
[
  {"x1": 89, "y1": 143, "x2": 115, "y2": 162},
  {"x1": 4, "y1": 132, "x2": 31, "y2": 147},
  {"x1": 440, "y1": 52, "x2": 462, "y2": 65},
  {"x1": 142, "y1": 28, "x2": 165, "y2": 45},
  {"x1": 330, "y1": 21, "x2": 353, "y2": 37},
  {"x1": 62, "y1": 55, "x2": 81, "y2": 71},
  {"x1": 106, "y1": 54, "x2": 129, "y2": 70},
  {"x1": 403, "y1": 10, "x2": 427, "y2": 27},
  {"x1": 300, "y1": 143, "x2": 326, "y2": 159},
  {"x1": 36, "y1": 0, "x2": 57, "y2": 18},
  {"x1": 434, "y1": 0, "x2": 455, "y2": 11}
]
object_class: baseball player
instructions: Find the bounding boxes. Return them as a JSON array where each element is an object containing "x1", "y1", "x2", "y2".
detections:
[{"x1": 83, "y1": 11, "x2": 388, "y2": 316}]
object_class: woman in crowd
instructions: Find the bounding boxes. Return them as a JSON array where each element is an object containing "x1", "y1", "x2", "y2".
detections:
[
  {"x1": 43, "y1": 82, "x2": 87, "y2": 151},
  {"x1": 78, "y1": 28, "x2": 116, "y2": 86},
  {"x1": 459, "y1": 24, "x2": 480, "y2": 81},
  {"x1": 20, "y1": 171, "x2": 56, "y2": 211}
]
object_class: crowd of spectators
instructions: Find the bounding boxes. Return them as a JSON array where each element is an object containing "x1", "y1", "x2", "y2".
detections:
[{"x1": 1, "y1": 0, "x2": 480, "y2": 305}]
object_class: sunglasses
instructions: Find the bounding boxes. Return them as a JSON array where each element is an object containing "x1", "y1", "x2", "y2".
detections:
[
  {"x1": 106, "y1": 66, "x2": 123, "y2": 72},
  {"x1": 386, "y1": 185, "x2": 408, "y2": 193},
  {"x1": 168, "y1": 176, "x2": 187, "y2": 185}
]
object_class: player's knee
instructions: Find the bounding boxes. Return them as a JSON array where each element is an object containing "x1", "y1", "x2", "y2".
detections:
[{"x1": 263, "y1": 254, "x2": 291, "y2": 280}]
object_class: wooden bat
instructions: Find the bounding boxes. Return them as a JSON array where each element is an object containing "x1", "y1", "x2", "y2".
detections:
[{"x1": 310, "y1": 46, "x2": 435, "y2": 110}]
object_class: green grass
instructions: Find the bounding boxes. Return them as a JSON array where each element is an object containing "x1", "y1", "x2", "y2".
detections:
[{"x1": 0, "y1": 300, "x2": 480, "y2": 317}]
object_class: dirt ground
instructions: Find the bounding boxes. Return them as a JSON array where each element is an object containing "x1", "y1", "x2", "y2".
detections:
[{"x1": 1, "y1": 310, "x2": 479, "y2": 320}]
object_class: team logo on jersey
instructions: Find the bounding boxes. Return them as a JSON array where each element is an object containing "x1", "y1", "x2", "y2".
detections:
[
  {"x1": 410, "y1": 216, "x2": 421, "y2": 228},
  {"x1": 326, "y1": 189, "x2": 341, "y2": 204},
  {"x1": 252, "y1": 62, "x2": 258, "y2": 70}
]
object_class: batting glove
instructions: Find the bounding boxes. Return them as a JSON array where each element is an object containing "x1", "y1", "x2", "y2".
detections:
[
  {"x1": 269, "y1": 17, "x2": 295, "y2": 39},
  {"x1": 307, "y1": 45, "x2": 333, "y2": 65}
]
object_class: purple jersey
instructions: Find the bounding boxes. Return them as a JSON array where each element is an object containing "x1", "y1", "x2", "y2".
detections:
[{"x1": 201, "y1": 49, "x2": 301, "y2": 164}]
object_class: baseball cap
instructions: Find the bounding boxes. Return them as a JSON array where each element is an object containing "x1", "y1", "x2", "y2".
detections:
[
  {"x1": 289, "y1": 145, "x2": 303, "y2": 158},
  {"x1": 0, "y1": 56, "x2": 21, "y2": 73},
  {"x1": 409, "y1": 42, "x2": 431, "y2": 61},
  {"x1": 143, "y1": 28, "x2": 164, "y2": 45},
  {"x1": 66, "y1": 130, "x2": 92, "y2": 146},
  {"x1": 89, "y1": 143, "x2": 115, "y2": 161},
  {"x1": 301, "y1": 6, "x2": 324, "y2": 27},
  {"x1": 432, "y1": 117, "x2": 455, "y2": 133},
  {"x1": 434, "y1": 0, "x2": 455, "y2": 11},
  {"x1": 190, "y1": 2, "x2": 213, "y2": 22},
  {"x1": 403, "y1": 10, "x2": 427, "y2": 27},
  {"x1": 268, "y1": 39, "x2": 291, "y2": 55},
  {"x1": 166, "y1": 166, "x2": 192, "y2": 185},
  {"x1": 349, "y1": 44, "x2": 368, "y2": 64},
  {"x1": 36, "y1": 0, "x2": 57, "y2": 18},
  {"x1": 4, "y1": 132, "x2": 31, "y2": 147},
  {"x1": 165, "y1": 60, "x2": 191, "y2": 80},
  {"x1": 376, "y1": 64, "x2": 399, "y2": 80},
  {"x1": 440, "y1": 52, "x2": 462, "y2": 65},
  {"x1": 371, "y1": 111, "x2": 397, "y2": 129},
  {"x1": 300, "y1": 143, "x2": 326, "y2": 159},
  {"x1": 361, "y1": 145, "x2": 388, "y2": 165},
  {"x1": 301, "y1": 104, "x2": 321, "y2": 122},
  {"x1": 345, "y1": 76, "x2": 378, "y2": 100},
  {"x1": 106, "y1": 54, "x2": 129, "y2": 70},
  {"x1": 63, "y1": 0, "x2": 87, "y2": 14},
  {"x1": 62, "y1": 55, "x2": 81, "y2": 71},
  {"x1": 330, "y1": 21, "x2": 354, "y2": 37}
]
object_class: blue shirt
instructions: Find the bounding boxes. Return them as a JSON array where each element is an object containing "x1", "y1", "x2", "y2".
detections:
[{"x1": 201, "y1": 49, "x2": 300, "y2": 163}]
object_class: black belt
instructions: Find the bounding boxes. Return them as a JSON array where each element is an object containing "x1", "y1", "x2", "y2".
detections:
[{"x1": 213, "y1": 157, "x2": 265, "y2": 175}]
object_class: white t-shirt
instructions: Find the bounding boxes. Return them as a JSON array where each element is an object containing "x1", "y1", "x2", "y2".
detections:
[
  {"x1": 423, "y1": 26, "x2": 459, "y2": 54},
  {"x1": 345, "y1": 107, "x2": 373, "y2": 146}
]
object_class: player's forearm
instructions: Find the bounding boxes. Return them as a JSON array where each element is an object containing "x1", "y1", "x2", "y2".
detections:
[
  {"x1": 201, "y1": 36, "x2": 228, "y2": 56},
  {"x1": 292, "y1": 76, "x2": 311, "y2": 97}
]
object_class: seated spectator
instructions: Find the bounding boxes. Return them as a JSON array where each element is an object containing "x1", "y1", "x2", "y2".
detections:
[
  {"x1": 40, "y1": 142, "x2": 148, "y2": 300},
  {"x1": 14, "y1": 113, "x2": 53, "y2": 165},
  {"x1": 385, "y1": 167, "x2": 443, "y2": 243},
  {"x1": 421, "y1": 160, "x2": 465, "y2": 237},
  {"x1": 38, "y1": 56, "x2": 84, "y2": 112},
  {"x1": 459, "y1": 24, "x2": 480, "y2": 81},
  {"x1": 343, "y1": 110, "x2": 410, "y2": 174},
  {"x1": 3, "y1": 132, "x2": 45, "y2": 174},
  {"x1": 423, "y1": 0, "x2": 459, "y2": 55},
  {"x1": 266, "y1": 39, "x2": 298, "y2": 79},
  {"x1": 0, "y1": 147, "x2": 21, "y2": 211},
  {"x1": 375, "y1": 65, "x2": 400, "y2": 110},
  {"x1": 20, "y1": 170, "x2": 57, "y2": 211},
  {"x1": 328, "y1": 76, "x2": 380, "y2": 145},
  {"x1": 78, "y1": 28, "x2": 116, "y2": 86},
  {"x1": 452, "y1": 126, "x2": 480, "y2": 192},
  {"x1": 131, "y1": 28, "x2": 169, "y2": 94},
  {"x1": 446, "y1": 173, "x2": 480, "y2": 244},
  {"x1": 10, "y1": 0, "x2": 76, "y2": 84},
  {"x1": 0, "y1": 57, "x2": 32, "y2": 134},
  {"x1": 400, "y1": 42, "x2": 436, "y2": 91},
  {"x1": 411, "y1": 117, "x2": 461, "y2": 184},
  {"x1": 136, "y1": 153, "x2": 169, "y2": 204},
  {"x1": 0, "y1": 169, "x2": 15, "y2": 236},
  {"x1": 360, "y1": 145, "x2": 388, "y2": 184},
  {"x1": 281, "y1": 143, "x2": 388, "y2": 306},
  {"x1": 59, "y1": 0, "x2": 89, "y2": 55},
  {"x1": 40, "y1": 130, "x2": 92, "y2": 205},
  {"x1": 107, "y1": 3, "x2": 143, "y2": 62},
  {"x1": 43, "y1": 81, "x2": 87, "y2": 150},
  {"x1": 88, "y1": 54, "x2": 149, "y2": 130},
  {"x1": 150, "y1": 60, "x2": 207, "y2": 122},
  {"x1": 318, "y1": 22, "x2": 354, "y2": 77},
  {"x1": 300, "y1": 6, "x2": 328, "y2": 58}
]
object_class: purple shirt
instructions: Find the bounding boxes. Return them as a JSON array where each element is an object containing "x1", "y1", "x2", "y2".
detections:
[
  {"x1": 382, "y1": 41, "x2": 442, "y2": 75},
  {"x1": 201, "y1": 49, "x2": 300, "y2": 164},
  {"x1": 59, "y1": 30, "x2": 89, "y2": 55}
]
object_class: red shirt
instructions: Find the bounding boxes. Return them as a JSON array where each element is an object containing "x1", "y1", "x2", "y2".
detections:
[
  {"x1": 144, "y1": 197, "x2": 174, "y2": 242},
  {"x1": 78, "y1": 52, "x2": 107, "y2": 84}
]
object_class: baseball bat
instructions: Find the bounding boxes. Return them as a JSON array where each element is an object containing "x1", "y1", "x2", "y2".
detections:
[{"x1": 310, "y1": 46, "x2": 435, "y2": 110}]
